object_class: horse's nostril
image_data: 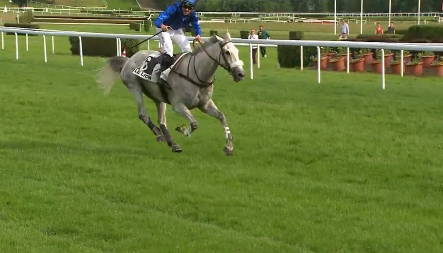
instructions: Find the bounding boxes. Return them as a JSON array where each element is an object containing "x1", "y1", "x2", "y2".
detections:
[{"x1": 237, "y1": 72, "x2": 245, "y2": 78}]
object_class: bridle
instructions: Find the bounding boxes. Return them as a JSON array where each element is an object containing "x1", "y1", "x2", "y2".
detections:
[{"x1": 169, "y1": 38, "x2": 243, "y2": 88}]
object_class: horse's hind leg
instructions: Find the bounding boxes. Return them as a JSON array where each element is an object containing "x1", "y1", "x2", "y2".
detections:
[
  {"x1": 155, "y1": 101, "x2": 182, "y2": 153},
  {"x1": 125, "y1": 82, "x2": 164, "y2": 142},
  {"x1": 199, "y1": 99, "x2": 234, "y2": 156}
]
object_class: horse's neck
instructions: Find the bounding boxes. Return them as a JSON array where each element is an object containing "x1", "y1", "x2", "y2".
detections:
[{"x1": 192, "y1": 46, "x2": 220, "y2": 82}]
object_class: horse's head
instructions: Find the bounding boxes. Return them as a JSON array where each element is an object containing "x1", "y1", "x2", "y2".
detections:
[{"x1": 214, "y1": 32, "x2": 245, "y2": 82}]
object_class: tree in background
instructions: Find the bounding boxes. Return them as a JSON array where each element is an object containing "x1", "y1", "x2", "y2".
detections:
[
  {"x1": 12, "y1": 0, "x2": 29, "y2": 7},
  {"x1": 191, "y1": 0, "x2": 442, "y2": 13}
]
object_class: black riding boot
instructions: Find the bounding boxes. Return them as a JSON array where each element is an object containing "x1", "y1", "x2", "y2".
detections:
[
  {"x1": 159, "y1": 53, "x2": 174, "y2": 90},
  {"x1": 160, "y1": 53, "x2": 174, "y2": 72}
]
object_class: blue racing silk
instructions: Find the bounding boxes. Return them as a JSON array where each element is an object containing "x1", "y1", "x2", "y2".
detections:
[{"x1": 154, "y1": 1, "x2": 202, "y2": 36}]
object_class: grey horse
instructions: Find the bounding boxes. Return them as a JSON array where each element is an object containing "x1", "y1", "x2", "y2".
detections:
[{"x1": 96, "y1": 32, "x2": 245, "y2": 155}]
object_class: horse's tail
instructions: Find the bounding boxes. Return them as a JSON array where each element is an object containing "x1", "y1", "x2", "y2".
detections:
[{"x1": 96, "y1": 56, "x2": 129, "y2": 96}]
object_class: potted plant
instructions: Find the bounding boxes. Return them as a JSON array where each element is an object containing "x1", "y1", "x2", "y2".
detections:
[
  {"x1": 329, "y1": 53, "x2": 345, "y2": 71},
  {"x1": 383, "y1": 49, "x2": 393, "y2": 67},
  {"x1": 431, "y1": 56, "x2": 443, "y2": 76},
  {"x1": 326, "y1": 47, "x2": 337, "y2": 68},
  {"x1": 359, "y1": 48, "x2": 374, "y2": 65},
  {"x1": 350, "y1": 57, "x2": 365, "y2": 72},
  {"x1": 313, "y1": 54, "x2": 329, "y2": 70},
  {"x1": 406, "y1": 56, "x2": 423, "y2": 76},
  {"x1": 421, "y1": 51, "x2": 435, "y2": 68},
  {"x1": 403, "y1": 50, "x2": 412, "y2": 63},
  {"x1": 336, "y1": 47, "x2": 349, "y2": 65},
  {"x1": 370, "y1": 53, "x2": 384, "y2": 74},
  {"x1": 389, "y1": 58, "x2": 405, "y2": 75}
]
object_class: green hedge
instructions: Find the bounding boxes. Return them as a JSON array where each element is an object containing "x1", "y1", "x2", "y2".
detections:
[
  {"x1": 402, "y1": 25, "x2": 443, "y2": 43},
  {"x1": 289, "y1": 31, "x2": 303, "y2": 40},
  {"x1": 68, "y1": 37, "x2": 140, "y2": 58},
  {"x1": 143, "y1": 21, "x2": 151, "y2": 32},
  {"x1": 129, "y1": 22, "x2": 142, "y2": 31},
  {"x1": 355, "y1": 34, "x2": 403, "y2": 42},
  {"x1": 240, "y1": 31, "x2": 249, "y2": 39},
  {"x1": 32, "y1": 18, "x2": 140, "y2": 24},
  {"x1": 277, "y1": 31, "x2": 316, "y2": 68},
  {"x1": 33, "y1": 14, "x2": 146, "y2": 21},
  {"x1": 18, "y1": 11, "x2": 34, "y2": 23}
]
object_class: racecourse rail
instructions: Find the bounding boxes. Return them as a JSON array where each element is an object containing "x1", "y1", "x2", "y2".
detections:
[{"x1": 1, "y1": 27, "x2": 443, "y2": 90}]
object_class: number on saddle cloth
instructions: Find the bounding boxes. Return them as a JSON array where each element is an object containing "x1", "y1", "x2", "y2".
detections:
[{"x1": 132, "y1": 53, "x2": 162, "y2": 82}]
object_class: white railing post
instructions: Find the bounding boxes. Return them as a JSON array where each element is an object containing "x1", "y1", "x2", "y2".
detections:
[
  {"x1": 257, "y1": 45, "x2": 260, "y2": 69},
  {"x1": 79, "y1": 36, "x2": 83, "y2": 66},
  {"x1": 26, "y1": 33, "x2": 28, "y2": 51},
  {"x1": 15, "y1": 33, "x2": 18, "y2": 60},
  {"x1": 43, "y1": 35, "x2": 47, "y2": 63},
  {"x1": 51, "y1": 36, "x2": 55, "y2": 54},
  {"x1": 381, "y1": 49, "x2": 385, "y2": 89},
  {"x1": 119, "y1": 38, "x2": 122, "y2": 56},
  {"x1": 147, "y1": 40, "x2": 150, "y2": 50},
  {"x1": 347, "y1": 47, "x2": 350, "y2": 73},
  {"x1": 116, "y1": 38, "x2": 119, "y2": 56},
  {"x1": 1, "y1": 32, "x2": 4, "y2": 50},
  {"x1": 316, "y1": 46, "x2": 321, "y2": 84},
  {"x1": 400, "y1": 49, "x2": 404, "y2": 77},
  {"x1": 249, "y1": 43, "x2": 253, "y2": 80},
  {"x1": 300, "y1": 46, "x2": 303, "y2": 70}
]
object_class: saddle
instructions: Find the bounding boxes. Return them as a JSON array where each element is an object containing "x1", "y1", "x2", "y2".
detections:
[{"x1": 132, "y1": 50, "x2": 185, "y2": 90}]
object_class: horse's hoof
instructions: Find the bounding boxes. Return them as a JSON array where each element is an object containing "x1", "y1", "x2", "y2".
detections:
[
  {"x1": 172, "y1": 144, "x2": 183, "y2": 153},
  {"x1": 223, "y1": 147, "x2": 233, "y2": 156},
  {"x1": 156, "y1": 135, "x2": 167, "y2": 142},
  {"x1": 175, "y1": 124, "x2": 186, "y2": 134}
]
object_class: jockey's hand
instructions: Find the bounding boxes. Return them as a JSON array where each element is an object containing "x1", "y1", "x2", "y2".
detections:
[
  {"x1": 195, "y1": 34, "x2": 203, "y2": 43},
  {"x1": 160, "y1": 24, "x2": 170, "y2": 32}
]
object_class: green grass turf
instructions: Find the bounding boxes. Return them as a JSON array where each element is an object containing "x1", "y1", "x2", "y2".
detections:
[{"x1": 0, "y1": 27, "x2": 443, "y2": 253}]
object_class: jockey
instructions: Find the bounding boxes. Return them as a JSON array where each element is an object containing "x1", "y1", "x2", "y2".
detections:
[{"x1": 154, "y1": 0, "x2": 202, "y2": 73}]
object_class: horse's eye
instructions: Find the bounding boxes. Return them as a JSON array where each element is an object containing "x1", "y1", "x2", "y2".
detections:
[{"x1": 225, "y1": 51, "x2": 231, "y2": 55}]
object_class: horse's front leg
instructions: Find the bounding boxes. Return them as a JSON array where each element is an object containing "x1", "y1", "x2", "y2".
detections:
[{"x1": 198, "y1": 99, "x2": 233, "y2": 156}]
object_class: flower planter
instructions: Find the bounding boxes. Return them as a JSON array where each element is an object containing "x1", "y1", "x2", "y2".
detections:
[
  {"x1": 406, "y1": 63, "x2": 423, "y2": 76},
  {"x1": 350, "y1": 58, "x2": 365, "y2": 72},
  {"x1": 370, "y1": 61, "x2": 384, "y2": 74},
  {"x1": 390, "y1": 62, "x2": 405, "y2": 75},
  {"x1": 326, "y1": 53, "x2": 335, "y2": 68},
  {"x1": 362, "y1": 53, "x2": 374, "y2": 65},
  {"x1": 421, "y1": 55, "x2": 435, "y2": 68},
  {"x1": 341, "y1": 53, "x2": 349, "y2": 65},
  {"x1": 403, "y1": 54, "x2": 412, "y2": 63},
  {"x1": 314, "y1": 56, "x2": 329, "y2": 70},
  {"x1": 432, "y1": 64, "x2": 443, "y2": 76},
  {"x1": 384, "y1": 53, "x2": 394, "y2": 67},
  {"x1": 330, "y1": 57, "x2": 345, "y2": 71}
]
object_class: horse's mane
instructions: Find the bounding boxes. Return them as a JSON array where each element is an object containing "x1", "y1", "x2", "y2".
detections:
[{"x1": 190, "y1": 35, "x2": 221, "y2": 55}]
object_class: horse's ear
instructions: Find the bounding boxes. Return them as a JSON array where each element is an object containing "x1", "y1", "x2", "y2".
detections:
[
  {"x1": 224, "y1": 32, "x2": 231, "y2": 41},
  {"x1": 214, "y1": 35, "x2": 223, "y2": 42}
]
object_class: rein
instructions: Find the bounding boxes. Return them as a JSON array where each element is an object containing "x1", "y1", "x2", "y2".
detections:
[{"x1": 169, "y1": 38, "x2": 234, "y2": 88}]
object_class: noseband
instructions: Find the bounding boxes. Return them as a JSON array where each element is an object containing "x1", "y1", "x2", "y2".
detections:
[{"x1": 169, "y1": 38, "x2": 243, "y2": 88}]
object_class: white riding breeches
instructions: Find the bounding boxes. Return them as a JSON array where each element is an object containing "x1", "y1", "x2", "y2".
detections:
[{"x1": 156, "y1": 27, "x2": 191, "y2": 57}]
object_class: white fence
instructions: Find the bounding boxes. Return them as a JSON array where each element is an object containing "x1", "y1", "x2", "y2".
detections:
[
  {"x1": 1, "y1": 27, "x2": 443, "y2": 90},
  {"x1": 3, "y1": 6, "x2": 442, "y2": 17}
]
